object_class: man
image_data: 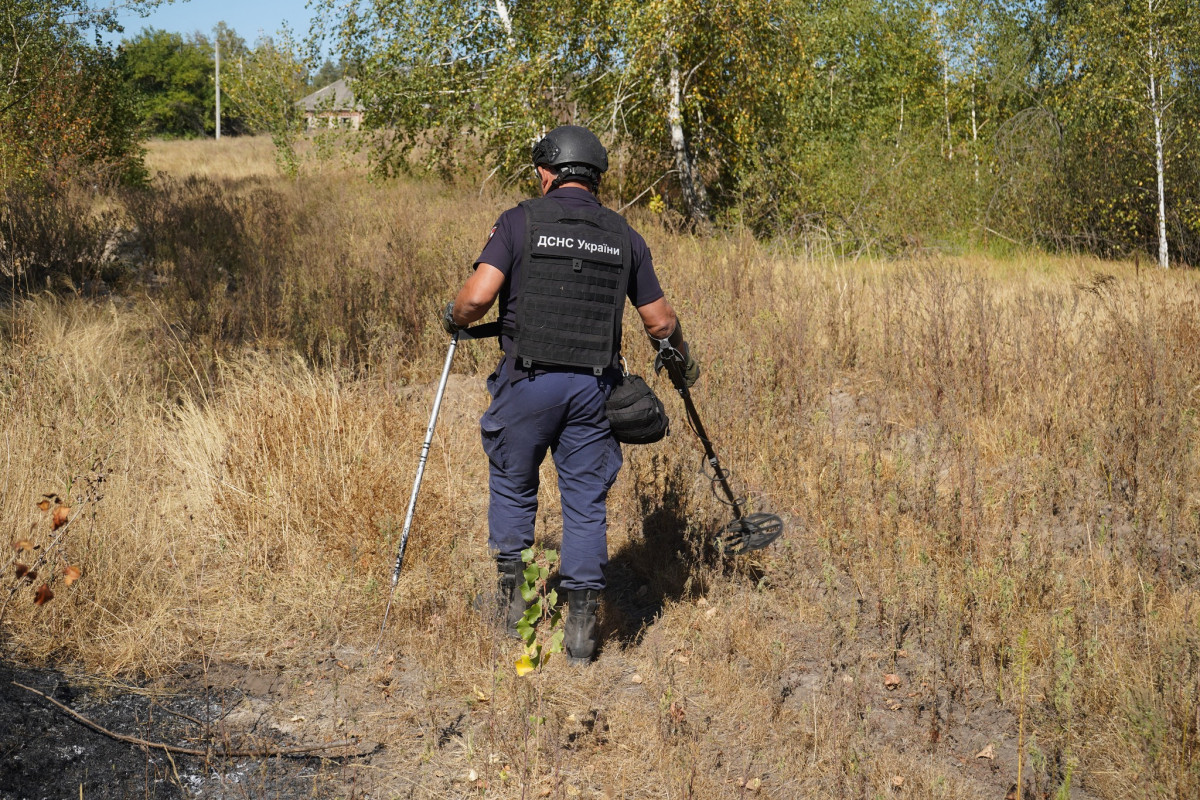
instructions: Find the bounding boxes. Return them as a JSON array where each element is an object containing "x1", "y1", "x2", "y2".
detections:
[{"x1": 442, "y1": 125, "x2": 698, "y2": 665}]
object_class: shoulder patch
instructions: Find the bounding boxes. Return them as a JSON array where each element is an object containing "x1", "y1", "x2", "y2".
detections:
[{"x1": 485, "y1": 225, "x2": 497, "y2": 244}]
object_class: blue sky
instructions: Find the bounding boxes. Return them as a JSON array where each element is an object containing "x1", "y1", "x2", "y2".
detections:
[{"x1": 107, "y1": 0, "x2": 318, "y2": 45}]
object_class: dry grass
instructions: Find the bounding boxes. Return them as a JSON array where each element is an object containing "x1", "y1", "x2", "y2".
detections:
[
  {"x1": 2, "y1": 136, "x2": 1199, "y2": 798},
  {"x1": 143, "y1": 134, "x2": 372, "y2": 182},
  {"x1": 144, "y1": 137, "x2": 282, "y2": 181}
]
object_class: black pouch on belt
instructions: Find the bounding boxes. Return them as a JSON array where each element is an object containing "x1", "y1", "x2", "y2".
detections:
[{"x1": 605, "y1": 372, "x2": 669, "y2": 444}]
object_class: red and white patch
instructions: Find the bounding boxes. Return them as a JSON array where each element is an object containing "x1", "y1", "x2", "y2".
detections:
[{"x1": 485, "y1": 225, "x2": 497, "y2": 243}]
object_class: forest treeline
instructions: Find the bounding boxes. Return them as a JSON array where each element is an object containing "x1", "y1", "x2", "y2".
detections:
[
  {"x1": 2, "y1": 0, "x2": 1199, "y2": 269},
  {"x1": 325, "y1": 0, "x2": 1200, "y2": 264}
]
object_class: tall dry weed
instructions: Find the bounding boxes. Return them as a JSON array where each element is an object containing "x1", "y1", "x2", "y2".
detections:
[{"x1": 3, "y1": 146, "x2": 1200, "y2": 796}]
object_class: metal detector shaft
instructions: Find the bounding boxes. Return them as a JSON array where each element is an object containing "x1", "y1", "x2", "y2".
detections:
[
  {"x1": 657, "y1": 341, "x2": 784, "y2": 555},
  {"x1": 388, "y1": 333, "x2": 459, "y2": 588},
  {"x1": 659, "y1": 344, "x2": 744, "y2": 520},
  {"x1": 376, "y1": 321, "x2": 500, "y2": 652}
]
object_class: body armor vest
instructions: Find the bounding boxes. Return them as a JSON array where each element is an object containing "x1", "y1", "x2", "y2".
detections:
[{"x1": 509, "y1": 197, "x2": 632, "y2": 374}]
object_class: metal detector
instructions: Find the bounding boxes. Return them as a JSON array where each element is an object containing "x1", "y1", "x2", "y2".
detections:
[
  {"x1": 657, "y1": 341, "x2": 784, "y2": 555},
  {"x1": 376, "y1": 321, "x2": 500, "y2": 649}
]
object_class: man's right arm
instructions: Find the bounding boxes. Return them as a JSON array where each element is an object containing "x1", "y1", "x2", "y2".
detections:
[
  {"x1": 637, "y1": 297, "x2": 681, "y2": 348},
  {"x1": 637, "y1": 297, "x2": 700, "y2": 387}
]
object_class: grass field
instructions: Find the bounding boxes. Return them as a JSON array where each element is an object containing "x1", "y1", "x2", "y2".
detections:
[{"x1": 3, "y1": 136, "x2": 1199, "y2": 798}]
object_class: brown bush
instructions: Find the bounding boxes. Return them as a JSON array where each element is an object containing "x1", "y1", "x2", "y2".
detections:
[{"x1": 0, "y1": 179, "x2": 127, "y2": 296}]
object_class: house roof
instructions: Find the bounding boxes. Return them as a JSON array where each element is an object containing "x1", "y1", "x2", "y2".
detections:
[{"x1": 299, "y1": 79, "x2": 362, "y2": 112}]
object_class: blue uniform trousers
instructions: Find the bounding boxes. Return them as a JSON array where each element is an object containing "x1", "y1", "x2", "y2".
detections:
[{"x1": 480, "y1": 363, "x2": 622, "y2": 591}]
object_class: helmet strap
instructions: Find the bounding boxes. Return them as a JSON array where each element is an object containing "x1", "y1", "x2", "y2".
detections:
[{"x1": 549, "y1": 166, "x2": 599, "y2": 192}]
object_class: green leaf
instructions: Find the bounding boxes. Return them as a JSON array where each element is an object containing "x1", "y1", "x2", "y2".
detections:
[
  {"x1": 546, "y1": 588, "x2": 558, "y2": 609},
  {"x1": 520, "y1": 547, "x2": 535, "y2": 564},
  {"x1": 520, "y1": 584, "x2": 539, "y2": 603},
  {"x1": 523, "y1": 565, "x2": 540, "y2": 583},
  {"x1": 545, "y1": 550, "x2": 558, "y2": 563},
  {"x1": 548, "y1": 628, "x2": 565, "y2": 653}
]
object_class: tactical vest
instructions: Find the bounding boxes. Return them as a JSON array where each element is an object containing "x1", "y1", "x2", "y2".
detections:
[{"x1": 508, "y1": 197, "x2": 633, "y2": 374}]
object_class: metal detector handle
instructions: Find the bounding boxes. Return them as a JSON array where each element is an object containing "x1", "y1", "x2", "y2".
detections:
[
  {"x1": 456, "y1": 321, "x2": 502, "y2": 341},
  {"x1": 657, "y1": 339, "x2": 689, "y2": 395},
  {"x1": 656, "y1": 340, "x2": 744, "y2": 520}
]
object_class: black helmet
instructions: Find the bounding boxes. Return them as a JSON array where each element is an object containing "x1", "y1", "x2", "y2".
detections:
[
  {"x1": 532, "y1": 126, "x2": 608, "y2": 172},
  {"x1": 532, "y1": 126, "x2": 608, "y2": 190}
]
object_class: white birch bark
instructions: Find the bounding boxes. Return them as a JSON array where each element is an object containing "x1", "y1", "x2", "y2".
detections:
[
  {"x1": 494, "y1": 0, "x2": 514, "y2": 47},
  {"x1": 668, "y1": 58, "x2": 710, "y2": 226},
  {"x1": 215, "y1": 36, "x2": 221, "y2": 140},
  {"x1": 970, "y1": 30, "x2": 979, "y2": 183},
  {"x1": 1150, "y1": 71, "x2": 1168, "y2": 268},
  {"x1": 943, "y1": 57, "x2": 952, "y2": 160},
  {"x1": 932, "y1": 11, "x2": 952, "y2": 160},
  {"x1": 1147, "y1": 0, "x2": 1169, "y2": 268}
]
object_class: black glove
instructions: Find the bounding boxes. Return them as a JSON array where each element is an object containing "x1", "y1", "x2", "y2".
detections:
[
  {"x1": 441, "y1": 301, "x2": 460, "y2": 335},
  {"x1": 654, "y1": 345, "x2": 700, "y2": 388}
]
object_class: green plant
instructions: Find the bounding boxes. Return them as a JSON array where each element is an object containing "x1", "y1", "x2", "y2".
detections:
[
  {"x1": 1015, "y1": 628, "x2": 1032, "y2": 800},
  {"x1": 513, "y1": 546, "x2": 564, "y2": 675}
]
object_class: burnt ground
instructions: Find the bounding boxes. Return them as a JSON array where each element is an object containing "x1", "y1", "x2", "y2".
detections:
[{"x1": 0, "y1": 659, "x2": 366, "y2": 800}]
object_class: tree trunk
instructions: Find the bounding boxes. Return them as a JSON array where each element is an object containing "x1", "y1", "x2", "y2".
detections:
[
  {"x1": 1147, "y1": 6, "x2": 1169, "y2": 268},
  {"x1": 668, "y1": 59, "x2": 710, "y2": 228},
  {"x1": 494, "y1": 0, "x2": 514, "y2": 47},
  {"x1": 1150, "y1": 73, "x2": 1168, "y2": 268},
  {"x1": 943, "y1": 57, "x2": 952, "y2": 161},
  {"x1": 970, "y1": 30, "x2": 979, "y2": 184},
  {"x1": 933, "y1": 12, "x2": 952, "y2": 161}
]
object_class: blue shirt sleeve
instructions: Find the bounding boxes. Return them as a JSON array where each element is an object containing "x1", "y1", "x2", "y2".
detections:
[
  {"x1": 475, "y1": 206, "x2": 525, "y2": 275},
  {"x1": 627, "y1": 227, "x2": 664, "y2": 307}
]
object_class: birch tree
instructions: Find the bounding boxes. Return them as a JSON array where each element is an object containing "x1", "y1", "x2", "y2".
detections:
[
  {"x1": 321, "y1": 0, "x2": 799, "y2": 226},
  {"x1": 603, "y1": 0, "x2": 794, "y2": 226},
  {"x1": 1051, "y1": 0, "x2": 1197, "y2": 266},
  {"x1": 223, "y1": 30, "x2": 311, "y2": 175},
  {"x1": 1142, "y1": 0, "x2": 1173, "y2": 267},
  {"x1": 321, "y1": 0, "x2": 619, "y2": 184}
]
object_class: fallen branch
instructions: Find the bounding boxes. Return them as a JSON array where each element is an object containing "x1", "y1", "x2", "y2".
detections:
[
  {"x1": 13, "y1": 681, "x2": 371, "y2": 759},
  {"x1": 983, "y1": 226, "x2": 1022, "y2": 246}
]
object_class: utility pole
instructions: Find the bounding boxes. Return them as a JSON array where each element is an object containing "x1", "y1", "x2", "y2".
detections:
[{"x1": 215, "y1": 34, "x2": 221, "y2": 140}]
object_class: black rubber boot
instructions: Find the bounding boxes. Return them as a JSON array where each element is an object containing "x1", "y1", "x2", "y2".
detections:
[
  {"x1": 564, "y1": 589, "x2": 601, "y2": 665},
  {"x1": 496, "y1": 559, "x2": 527, "y2": 638}
]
